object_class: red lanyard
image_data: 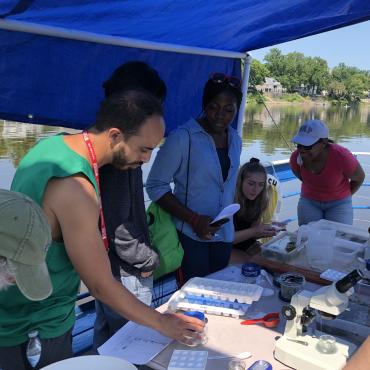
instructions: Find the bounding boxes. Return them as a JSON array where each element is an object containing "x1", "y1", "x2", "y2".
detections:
[{"x1": 82, "y1": 131, "x2": 109, "y2": 251}]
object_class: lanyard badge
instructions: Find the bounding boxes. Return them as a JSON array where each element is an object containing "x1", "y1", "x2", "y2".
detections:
[{"x1": 82, "y1": 131, "x2": 109, "y2": 251}]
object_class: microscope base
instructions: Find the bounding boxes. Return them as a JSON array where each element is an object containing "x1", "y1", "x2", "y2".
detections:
[{"x1": 274, "y1": 335, "x2": 356, "y2": 370}]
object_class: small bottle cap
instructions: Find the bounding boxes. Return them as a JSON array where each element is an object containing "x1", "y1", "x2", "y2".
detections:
[
  {"x1": 183, "y1": 311, "x2": 205, "y2": 321},
  {"x1": 28, "y1": 330, "x2": 39, "y2": 338},
  {"x1": 242, "y1": 263, "x2": 261, "y2": 278}
]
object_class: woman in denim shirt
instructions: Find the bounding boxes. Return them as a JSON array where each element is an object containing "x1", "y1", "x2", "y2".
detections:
[{"x1": 146, "y1": 73, "x2": 243, "y2": 281}]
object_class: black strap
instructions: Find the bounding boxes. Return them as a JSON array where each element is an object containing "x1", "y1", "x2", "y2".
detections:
[
  {"x1": 181, "y1": 129, "x2": 191, "y2": 232},
  {"x1": 184, "y1": 129, "x2": 191, "y2": 207}
]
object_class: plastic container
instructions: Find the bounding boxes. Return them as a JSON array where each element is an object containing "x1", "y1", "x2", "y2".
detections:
[
  {"x1": 304, "y1": 225, "x2": 336, "y2": 270},
  {"x1": 228, "y1": 358, "x2": 246, "y2": 370},
  {"x1": 241, "y1": 263, "x2": 261, "y2": 284},
  {"x1": 181, "y1": 311, "x2": 208, "y2": 346},
  {"x1": 279, "y1": 272, "x2": 305, "y2": 302},
  {"x1": 261, "y1": 232, "x2": 303, "y2": 262},
  {"x1": 332, "y1": 241, "x2": 361, "y2": 269},
  {"x1": 316, "y1": 334, "x2": 337, "y2": 354}
]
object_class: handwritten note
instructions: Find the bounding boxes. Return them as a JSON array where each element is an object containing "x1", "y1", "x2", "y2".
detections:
[{"x1": 98, "y1": 321, "x2": 172, "y2": 365}]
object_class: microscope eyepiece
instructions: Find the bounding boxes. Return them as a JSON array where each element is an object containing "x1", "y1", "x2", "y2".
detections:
[{"x1": 335, "y1": 269, "x2": 363, "y2": 293}]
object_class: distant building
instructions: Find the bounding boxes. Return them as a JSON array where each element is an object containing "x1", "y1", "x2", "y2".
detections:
[
  {"x1": 256, "y1": 77, "x2": 283, "y2": 95},
  {"x1": 321, "y1": 90, "x2": 328, "y2": 97}
]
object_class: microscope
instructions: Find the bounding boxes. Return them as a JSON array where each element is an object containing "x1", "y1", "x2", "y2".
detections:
[{"x1": 275, "y1": 270, "x2": 363, "y2": 370}]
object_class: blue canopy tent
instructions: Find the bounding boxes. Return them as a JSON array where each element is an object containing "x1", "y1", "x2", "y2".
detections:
[{"x1": 1, "y1": 0, "x2": 369, "y2": 134}]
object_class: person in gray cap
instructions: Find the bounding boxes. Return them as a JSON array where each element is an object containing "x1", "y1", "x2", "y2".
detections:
[
  {"x1": 0, "y1": 189, "x2": 52, "y2": 299},
  {"x1": 290, "y1": 119, "x2": 365, "y2": 225},
  {"x1": 0, "y1": 189, "x2": 53, "y2": 370}
]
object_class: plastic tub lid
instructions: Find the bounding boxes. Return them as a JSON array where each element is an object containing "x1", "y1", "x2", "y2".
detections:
[{"x1": 183, "y1": 310, "x2": 205, "y2": 321}]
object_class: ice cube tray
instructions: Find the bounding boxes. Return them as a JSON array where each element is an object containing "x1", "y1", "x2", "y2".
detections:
[
  {"x1": 168, "y1": 350, "x2": 208, "y2": 370},
  {"x1": 320, "y1": 269, "x2": 346, "y2": 282},
  {"x1": 168, "y1": 277, "x2": 262, "y2": 318},
  {"x1": 181, "y1": 277, "x2": 263, "y2": 304}
]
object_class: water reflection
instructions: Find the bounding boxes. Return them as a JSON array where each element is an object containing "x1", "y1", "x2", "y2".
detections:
[
  {"x1": 0, "y1": 120, "x2": 77, "y2": 188},
  {"x1": 242, "y1": 103, "x2": 370, "y2": 162},
  {"x1": 1, "y1": 103, "x2": 370, "y2": 188},
  {"x1": 0, "y1": 120, "x2": 74, "y2": 166}
]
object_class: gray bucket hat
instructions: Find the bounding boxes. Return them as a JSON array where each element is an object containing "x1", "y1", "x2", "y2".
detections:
[{"x1": 0, "y1": 189, "x2": 52, "y2": 301}]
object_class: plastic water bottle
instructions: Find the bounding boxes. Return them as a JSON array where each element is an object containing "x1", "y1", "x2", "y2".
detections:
[
  {"x1": 26, "y1": 330, "x2": 42, "y2": 368},
  {"x1": 182, "y1": 311, "x2": 208, "y2": 346}
]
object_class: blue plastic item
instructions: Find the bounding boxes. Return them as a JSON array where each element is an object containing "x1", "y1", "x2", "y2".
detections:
[
  {"x1": 183, "y1": 311, "x2": 205, "y2": 322},
  {"x1": 242, "y1": 263, "x2": 261, "y2": 283},
  {"x1": 247, "y1": 360, "x2": 272, "y2": 370},
  {"x1": 185, "y1": 294, "x2": 247, "y2": 310}
]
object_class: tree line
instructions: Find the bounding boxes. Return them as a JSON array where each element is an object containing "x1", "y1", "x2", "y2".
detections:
[{"x1": 249, "y1": 48, "x2": 370, "y2": 103}]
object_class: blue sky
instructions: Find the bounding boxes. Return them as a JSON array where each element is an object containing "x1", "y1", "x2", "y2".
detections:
[{"x1": 251, "y1": 21, "x2": 370, "y2": 71}]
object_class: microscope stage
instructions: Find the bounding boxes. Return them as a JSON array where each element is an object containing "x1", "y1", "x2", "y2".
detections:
[{"x1": 274, "y1": 334, "x2": 356, "y2": 370}]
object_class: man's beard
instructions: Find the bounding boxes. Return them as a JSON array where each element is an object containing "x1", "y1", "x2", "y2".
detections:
[{"x1": 112, "y1": 148, "x2": 143, "y2": 170}]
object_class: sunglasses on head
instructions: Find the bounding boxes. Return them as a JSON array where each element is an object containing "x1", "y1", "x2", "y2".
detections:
[
  {"x1": 210, "y1": 72, "x2": 241, "y2": 89},
  {"x1": 296, "y1": 139, "x2": 322, "y2": 151}
]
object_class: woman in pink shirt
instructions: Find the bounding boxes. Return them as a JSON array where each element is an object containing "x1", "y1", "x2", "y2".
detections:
[{"x1": 290, "y1": 120, "x2": 365, "y2": 225}]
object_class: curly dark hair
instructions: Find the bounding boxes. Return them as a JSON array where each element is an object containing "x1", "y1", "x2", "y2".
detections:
[
  {"x1": 103, "y1": 61, "x2": 167, "y2": 102},
  {"x1": 202, "y1": 77, "x2": 243, "y2": 110}
]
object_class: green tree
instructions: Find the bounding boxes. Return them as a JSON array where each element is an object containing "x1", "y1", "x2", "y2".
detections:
[
  {"x1": 264, "y1": 48, "x2": 286, "y2": 78},
  {"x1": 249, "y1": 59, "x2": 270, "y2": 87},
  {"x1": 259, "y1": 48, "x2": 369, "y2": 102},
  {"x1": 328, "y1": 80, "x2": 346, "y2": 100},
  {"x1": 282, "y1": 52, "x2": 307, "y2": 92},
  {"x1": 331, "y1": 63, "x2": 369, "y2": 102},
  {"x1": 304, "y1": 57, "x2": 330, "y2": 94}
]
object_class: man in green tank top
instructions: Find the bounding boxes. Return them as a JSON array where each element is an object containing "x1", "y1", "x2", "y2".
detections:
[{"x1": 0, "y1": 90, "x2": 204, "y2": 370}]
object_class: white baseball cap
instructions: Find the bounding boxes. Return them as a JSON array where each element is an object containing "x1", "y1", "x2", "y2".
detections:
[{"x1": 292, "y1": 120, "x2": 329, "y2": 146}]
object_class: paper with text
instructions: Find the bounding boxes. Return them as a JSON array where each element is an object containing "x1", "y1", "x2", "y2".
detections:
[{"x1": 98, "y1": 321, "x2": 172, "y2": 365}]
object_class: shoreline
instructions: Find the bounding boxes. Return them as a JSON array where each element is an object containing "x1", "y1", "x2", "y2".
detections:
[{"x1": 247, "y1": 95, "x2": 370, "y2": 107}]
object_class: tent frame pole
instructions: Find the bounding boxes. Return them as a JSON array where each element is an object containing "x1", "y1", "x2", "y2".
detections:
[
  {"x1": 237, "y1": 54, "x2": 252, "y2": 138},
  {"x1": 0, "y1": 19, "x2": 245, "y2": 59}
]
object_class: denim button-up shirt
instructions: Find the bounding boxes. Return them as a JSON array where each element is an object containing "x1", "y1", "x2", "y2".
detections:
[{"x1": 146, "y1": 118, "x2": 242, "y2": 243}]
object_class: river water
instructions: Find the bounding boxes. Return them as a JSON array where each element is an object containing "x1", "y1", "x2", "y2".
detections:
[{"x1": 1, "y1": 103, "x2": 370, "y2": 189}]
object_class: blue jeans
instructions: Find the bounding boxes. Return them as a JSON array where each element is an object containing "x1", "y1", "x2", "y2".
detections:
[
  {"x1": 178, "y1": 231, "x2": 232, "y2": 282},
  {"x1": 93, "y1": 274, "x2": 153, "y2": 350},
  {"x1": 298, "y1": 196, "x2": 353, "y2": 226}
]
